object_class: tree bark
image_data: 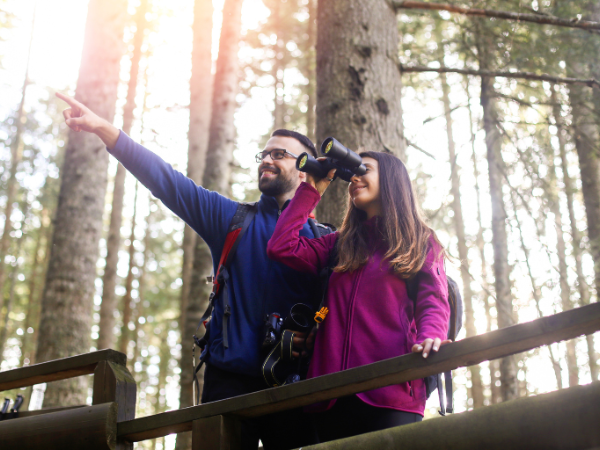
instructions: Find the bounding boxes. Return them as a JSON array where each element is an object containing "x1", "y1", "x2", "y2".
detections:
[
  {"x1": 400, "y1": 65, "x2": 600, "y2": 90},
  {"x1": 480, "y1": 74, "x2": 518, "y2": 402},
  {"x1": 438, "y1": 64, "x2": 483, "y2": 408},
  {"x1": 315, "y1": 0, "x2": 405, "y2": 226},
  {"x1": 118, "y1": 182, "x2": 139, "y2": 356},
  {"x1": 272, "y1": 0, "x2": 285, "y2": 130},
  {"x1": 98, "y1": 0, "x2": 148, "y2": 351},
  {"x1": 176, "y1": 3, "x2": 214, "y2": 450},
  {"x1": 35, "y1": 0, "x2": 127, "y2": 408},
  {"x1": 391, "y1": 1, "x2": 600, "y2": 32}
]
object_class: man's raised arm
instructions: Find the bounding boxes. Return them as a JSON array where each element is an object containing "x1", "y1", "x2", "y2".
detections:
[
  {"x1": 56, "y1": 92, "x2": 238, "y2": 254},
  {"x1": 57, "y1": 92, "x2": 121, "y2": 149}
]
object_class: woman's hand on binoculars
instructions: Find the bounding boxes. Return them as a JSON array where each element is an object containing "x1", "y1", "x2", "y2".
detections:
[
  {"x1": 411, "y1": 337, "x2": 452, "y2": 359},
  {"x1": 306, "y1": 159, "x2": 336, "y2": 197}
]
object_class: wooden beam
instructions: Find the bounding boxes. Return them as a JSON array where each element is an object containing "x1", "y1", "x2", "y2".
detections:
[
  {"x1": 301, "y1": 382, "x2": 600, "y2": 450},
  {"x1": 0, "y1": 402, "x2": 118, "y2": 450},
  {"x1": 391, "y1": 1, "x2": 600, "y2": 32},
  {"x1": 16, "y1": 405, "x2": 87, "y2": 419},
  {"x1": 399, "y1": 65, "x2": 600, "y2": 90},
  {"x1": 117, "y1": 302, "x2": 600, "y2": 442},
  {"x1": 0, "y1": 349, "x2": 126, "y2": 391}
]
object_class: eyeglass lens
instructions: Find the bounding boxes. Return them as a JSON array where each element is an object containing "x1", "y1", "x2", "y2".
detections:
[{"x1": 256, "y1": 149, "x2": 286, "y2": 162}]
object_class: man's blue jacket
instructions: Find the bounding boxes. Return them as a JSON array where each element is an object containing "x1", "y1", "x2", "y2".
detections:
[{"x1": 108, "y1": 132, "x2": 321, "y2": 376}]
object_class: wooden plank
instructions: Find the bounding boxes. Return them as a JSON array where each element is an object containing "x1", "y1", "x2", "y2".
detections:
[
  {"x1": 0, "y1": 349, "x2": 127, "y2": 391},
  {"x1": 0, "y1": 402, "x2": 118, "y2": 450},
  {"x1": 118, "y1": 302, "x2": 600, "y2": 442},
  {"x1": 192, "y1": 415, "x2": 241, "y2": 450},
  {"x1": 16, "y1": 405, "x2": 87, "y2": 418},
  {"x1": 301, "y1": 382, "x2": 600, "y2": 450}
]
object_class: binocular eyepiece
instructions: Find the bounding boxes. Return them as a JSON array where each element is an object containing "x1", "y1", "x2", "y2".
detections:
[{"x1": 296, "y1": 137, "x2": 366, "y2": 183}]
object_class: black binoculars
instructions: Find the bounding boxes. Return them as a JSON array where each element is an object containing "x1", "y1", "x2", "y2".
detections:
[
  {"x1": 296, "y1": 137, "x2": 367, "y2": 182},
  {"x1": 262, "y1": 303, "x2": 314, "y2": 350}
]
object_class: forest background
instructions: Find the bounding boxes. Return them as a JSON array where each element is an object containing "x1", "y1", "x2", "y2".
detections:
[{"x1": 1, "y1": 0, "x2": 599, "y2": 449}]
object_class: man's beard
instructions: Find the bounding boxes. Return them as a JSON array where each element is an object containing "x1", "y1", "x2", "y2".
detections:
[{"x1": 258, "y1": 166, "x2": 296, "y2": 197}]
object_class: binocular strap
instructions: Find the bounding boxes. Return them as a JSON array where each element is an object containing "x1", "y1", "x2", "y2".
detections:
[{"x1": 262, "y1": 330, "x2": 296, "y2": 387}]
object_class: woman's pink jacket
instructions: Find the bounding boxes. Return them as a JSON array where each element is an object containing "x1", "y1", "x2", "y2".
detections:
[{"x1": 267, "y1": 182, "x2": 450, "y2": 415}]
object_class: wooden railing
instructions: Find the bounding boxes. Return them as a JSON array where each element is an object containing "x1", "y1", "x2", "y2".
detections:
[
  {"x1": 2, "y1": 302, "x2": 600, "y2": 450},
  {"x1": 0, "y1": 349, "x2": 136, "y2": 449}
]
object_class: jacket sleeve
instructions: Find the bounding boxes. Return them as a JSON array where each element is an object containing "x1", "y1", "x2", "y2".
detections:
[
  {"x1": 107, "y1": 131, "x2": 237, "y2": 251},
  {"x1": 414, "y1": 237, "x2": 451, "y2": 343},
  {"x1": 267, "y1": 182, "x2": 337, "y2": 275}
]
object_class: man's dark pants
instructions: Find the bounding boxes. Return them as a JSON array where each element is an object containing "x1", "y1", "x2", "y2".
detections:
[{"x1": 202, "y1": 363, "x2": 318, "y2": 450}]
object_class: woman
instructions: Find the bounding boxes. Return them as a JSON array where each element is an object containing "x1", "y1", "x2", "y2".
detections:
[{"x1": 266, "y1": 151, "x2": 450, "y2": 442}]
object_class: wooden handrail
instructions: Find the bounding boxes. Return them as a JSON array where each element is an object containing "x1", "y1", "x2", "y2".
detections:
[
  {"x1": 0, "y1": 349, "x2": 126, "y2": 391},
  {"x1": 118, "y1": 301, "x2": 600, "y2": 442}
]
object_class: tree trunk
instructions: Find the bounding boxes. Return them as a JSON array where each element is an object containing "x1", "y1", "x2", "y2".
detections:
[
  {"x1": 509, "y1": 188, "x2": 563, "y2": 390},
  {"x1": 305, "y1": 0, "x2": 316, "y2": 142},
  {"x1": 118, "y1": 182, "x2": 139, "y2": 356},
  {"x1": 545, "y1": 102, "x2": 579, "y2": 387},
  {"x1": 465, "y1": 77, "x2": 500, "y2": 405},
  {"x1": 18, "y1": 223, "x2": 44, "y2": 367},
  {"x1": 569, "y1": 73, "x2": 600, "y2": 298},
  {"x1": 480, "y1": 74, "x2": 517, "y2": 402},
  {"x1": 0, "y1": 200, "x2": 28, "y2": 358},
  {"x1": 98, "y1": 0, "x2": 148, "y2": 351},
  {"x1": 438, "y1": 66, "x2": 483, "y2": 408},
  {"x1": 177, "y1": 2, "x2": 233, "y2": 448},
  {"x1": 315, "y1": 0, "x2": 405, "y2": 226},
  {"x1": 271, "y1": 0, "x2": 285, "y2": 130},
  {"x1": 35, "y1": 0, "x2": 127, "y2": 408},
  {"x1": 202, "y1": 0, "x2": 243, "y2": 195},
  {"x1": 176, "y1": 2, "x2": 214, "y2": 450},
  {"x1": 179, "y1": 0, "x2": 214, "y2": 347},
  {"x1": 0, "y1": 5, "x2": 36, "y2": 313}
]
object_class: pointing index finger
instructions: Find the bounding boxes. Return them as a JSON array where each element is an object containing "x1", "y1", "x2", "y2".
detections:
[{"x1": 56, "y1": 92, "x2": 83, "y2": 109}]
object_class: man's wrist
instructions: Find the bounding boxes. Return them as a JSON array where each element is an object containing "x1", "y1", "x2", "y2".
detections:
[{"x1": 95, "y1": 120, "x2": 120, "y2": 149}]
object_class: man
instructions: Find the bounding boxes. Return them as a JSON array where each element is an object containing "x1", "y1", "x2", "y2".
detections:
[{"x1": 57, "y1": 92, "x2": 321, "y2": 449}]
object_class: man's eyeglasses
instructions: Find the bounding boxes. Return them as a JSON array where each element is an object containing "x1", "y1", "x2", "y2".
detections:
[{"x1": 255, "y1": 148, "x2": 298, "y2": 163}]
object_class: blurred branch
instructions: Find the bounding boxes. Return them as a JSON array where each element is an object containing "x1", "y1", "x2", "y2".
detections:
[
  {"x1": 399, "y1": 65, "x2": 600, "y2": 90},
  {"x1": 392, "y1": 1, "x2": 600, "y2": 32},
  {"x1": 404, "y1": 137, "x2": 436, "y2": 159}
]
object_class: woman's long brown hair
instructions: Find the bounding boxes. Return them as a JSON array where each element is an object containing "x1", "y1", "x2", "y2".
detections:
[{"x1": 335, "y1": 151, "x2": 443, "y2": 279}]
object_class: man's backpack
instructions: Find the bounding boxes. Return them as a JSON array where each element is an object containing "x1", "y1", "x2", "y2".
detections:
[{"x1": 406, "y1": 273, "x2": 463, "y2": 415}]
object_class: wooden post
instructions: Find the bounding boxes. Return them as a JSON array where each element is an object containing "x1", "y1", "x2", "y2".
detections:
[
  {"x1": 93, "y1": 360, "x2": 137, "y2": 449},
  {"x1": 0, "y1": 402, "x2": 118, "y2": 449},
  {"x1": 192, "y1": 415, "x2": 242, "y2": 450}
]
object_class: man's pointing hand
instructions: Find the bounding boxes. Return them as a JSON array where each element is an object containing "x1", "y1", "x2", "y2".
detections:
[{"x1": 56, "y1": 92, "x2": 120, "y2": 149}]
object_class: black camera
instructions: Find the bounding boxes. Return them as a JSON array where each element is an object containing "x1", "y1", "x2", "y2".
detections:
[
  {"x1": 261, "y1": 303, "x2": 314, "y2": 350},
  {"x1": 296, "y1": 137, "x2": 367, "y2": 182}
]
